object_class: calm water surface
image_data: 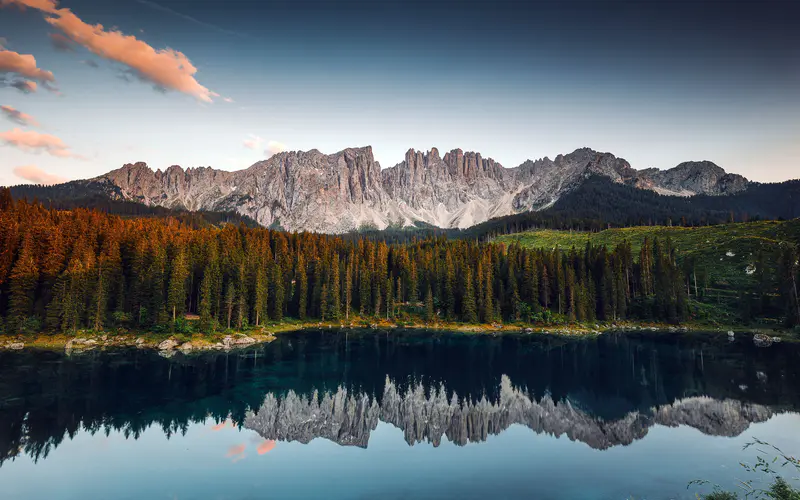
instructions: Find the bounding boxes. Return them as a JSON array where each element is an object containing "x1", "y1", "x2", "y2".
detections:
[{"x1": 1, "y1": 330, "x2": 799, "y2": 499}]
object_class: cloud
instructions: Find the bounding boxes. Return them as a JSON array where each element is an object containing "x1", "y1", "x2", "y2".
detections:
[
  {"x1": 0, "y1": 48, "x2": 56, "y2": 83},
  {"x1": 1, "y1": 105, "x2": 39, "y2": 126},
  {"x1": 1, "y1": 78, "x2": 37, "y2": 93},
  {"x1": 1, "y1": 0, "x2": 217, "y2": 102},
  {"x1": 265, "y1": 140, "x2": 285, "y2": 158},
  {"x1": 257, "y1": 440, "x2": 276, "y2": 455},
  {"x1": 225, "y1": 442, "x2": 247, "y2": 463},
  {"x1": 243, "y1": 134, "x2": 263, "y2": 150},
  {"x1": 49, "y1": 32, "x2": 74, "y2": 51},
  {"x1": 0, "y1": 128, "x2": 83, "y2": 158},
  {"x1": 82, "y1": 58, "x2": 99, "y2": 68},
  {"x1": 222, "y1": 97, "x2": 234, "y2": 103},
  {"x1": 13, "y1": 164, "x2": 67, "y2": 185}
]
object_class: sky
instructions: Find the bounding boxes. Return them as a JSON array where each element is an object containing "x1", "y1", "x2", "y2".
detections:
[{"x1": 0, "y1": 0, "x2": 798, "y2": 186}]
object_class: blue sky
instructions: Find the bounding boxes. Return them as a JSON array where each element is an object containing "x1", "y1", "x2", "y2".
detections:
[{"x1": 1, "y1": 0, "x2": 799, "y2": 186}]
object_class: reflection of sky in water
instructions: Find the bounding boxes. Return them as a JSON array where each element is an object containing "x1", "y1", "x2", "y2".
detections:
[
  {"x1": 2, "y1": 414, "x2": 799, "y2": 500},
  {"x1": 1, "y1": 331, "x2": 799, "y2": 499}
]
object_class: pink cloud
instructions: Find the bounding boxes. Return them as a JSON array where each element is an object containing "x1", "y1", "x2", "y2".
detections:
[
  {"x1": 226, "y1": 441, "x2": 247, "y2": 463},
  {"x1": 1, "y1": 0, "x2": 217, "y2": 102},
  {"x1": 0, "y1": 128, "x2": 82, "y2": 158},
  {"x1": 257, "y1": 440, "x2": 276, "y2": 455},
  {"x1": 265, "y1": 140, "x2": 285, "y2": 158},
  {"x1": 0, "y1": 48, "x2": 56, "y2": 83},
  {"x1": 13, "y1": 165, "x2": 68, "y2": 185},
  {"x1": 1, "y1": 105, "x2": 39, "y2": 126},
  {"x1": 243, "y1": 134, "x2": 263, "y2": 150}
]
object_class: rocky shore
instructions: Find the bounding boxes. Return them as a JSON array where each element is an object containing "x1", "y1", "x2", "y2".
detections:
[{"x1": 0, "y1": 321, "x2": 793, "y2": 353}]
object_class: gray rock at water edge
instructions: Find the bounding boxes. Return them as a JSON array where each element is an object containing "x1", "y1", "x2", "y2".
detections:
[
  {"x1": 158, "y1": 339, "x2": 179, "y2": 350},
  {"x1": 753, "y1": 333, "x2": 774, "y2": 347},
  {"x1": 222, "y1": 335, "x2": 257, "y2": 348},
  {"x1": 89, "y1": 147, "x2": 748, "y2": 234},
  {"x1": 66, "y1": 338, "x2": 97, "y2": 350}
]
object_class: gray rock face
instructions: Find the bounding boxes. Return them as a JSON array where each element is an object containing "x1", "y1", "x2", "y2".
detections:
[
  {"x1": 91, "y1": 147, "x2": 748, "y2": 233},
  {"x1": 634, "y1": 161, "x2": 748, "y2": 196},
  {"x1": 243, "y1": 375, "x2": 772, "y2": 450}
]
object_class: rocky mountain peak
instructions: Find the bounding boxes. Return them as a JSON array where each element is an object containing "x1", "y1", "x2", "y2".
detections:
[{"x1": 83, "y1": 145, "x2": 751, "y2": 233}]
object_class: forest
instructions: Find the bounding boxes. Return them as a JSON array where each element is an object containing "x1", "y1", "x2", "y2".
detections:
[{"x1": 1, "y1": 188, "x2": 798, "y2": 336}]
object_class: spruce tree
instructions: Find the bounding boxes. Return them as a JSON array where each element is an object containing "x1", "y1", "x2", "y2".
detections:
[{"x1": 462, "y1": 270, "x2": 478, "y2": 323}]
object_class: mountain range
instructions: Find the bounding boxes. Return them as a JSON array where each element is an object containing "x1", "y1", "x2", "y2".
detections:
[{"x1": 4, "y1": 146, "x2": 772, "y2": 233}]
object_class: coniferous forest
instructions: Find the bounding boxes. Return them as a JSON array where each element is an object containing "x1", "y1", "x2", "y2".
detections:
[{"x1": 1, "y1": 188, "x2": 798, "y2": 336}]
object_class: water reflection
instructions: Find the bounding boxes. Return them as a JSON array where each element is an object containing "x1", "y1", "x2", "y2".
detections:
[
  {"x1": 0, "y1": 330, "x2": 798, "y2": 466},
  {"x1": 244, "y1": 375, "x2": 775, "y2": 450}
]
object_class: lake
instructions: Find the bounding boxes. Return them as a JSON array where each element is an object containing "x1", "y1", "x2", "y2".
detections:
[{"x1": 1, "y1": 330, "x2": 799, "y2": 499}]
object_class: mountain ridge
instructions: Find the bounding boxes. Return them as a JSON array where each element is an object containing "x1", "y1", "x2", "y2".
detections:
[{"x1": 24, "y1": 146, "x2": 752, "y2": 233}]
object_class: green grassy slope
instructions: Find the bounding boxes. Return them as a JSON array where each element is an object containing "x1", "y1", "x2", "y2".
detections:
[{"x1": 495, "y1": 220, "x2": 800, "y2": 324}]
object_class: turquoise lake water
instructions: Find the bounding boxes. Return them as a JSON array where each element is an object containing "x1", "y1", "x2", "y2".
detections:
[{"x1": 1, "y1": 330, "x2": 799, "y2": 499}]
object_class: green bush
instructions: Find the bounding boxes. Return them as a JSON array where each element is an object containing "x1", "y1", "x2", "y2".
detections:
[
  {"x1": 173, "y1": 317, "x2": 195, "y2": 334},
  {"x1": 701, "y1": 492, "x2": 737, "y2": 500},
  {"x1": 173, "y1": 333, "x2": 190, "y2": 344},
  {"x1": 111, "y1": 311, "x2": 131, "y2": 326}
]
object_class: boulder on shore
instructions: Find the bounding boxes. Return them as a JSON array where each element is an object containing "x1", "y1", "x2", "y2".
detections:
[{"x1": 158, "y1": 339, "x2": 179, "y2": 350}]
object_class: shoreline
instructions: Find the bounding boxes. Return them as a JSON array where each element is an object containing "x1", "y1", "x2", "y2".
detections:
[{"x1": 0, "y1": 319, "x2": 795, "y2": 353}]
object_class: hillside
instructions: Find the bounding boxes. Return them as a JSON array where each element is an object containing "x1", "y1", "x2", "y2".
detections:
[{"x1": 496, "y1": 219, "x2": 800, "y2": 324}]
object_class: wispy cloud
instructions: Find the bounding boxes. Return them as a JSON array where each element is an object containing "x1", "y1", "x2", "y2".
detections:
[
  {"x1": 2, "y1": 79, "x2": 37, "y2": 93},
  {"x1": 225, "y1": 443, "x2": 246, "y2": 463},
  {"x1": 49, "y1": 32, "x2": 73, "y2": 51},
  {"x1": 265, "y1": 140, "x2": 285, "y2": 158},
  {"x1": 0, "y1": 128, "x2": 83, "y2": 158},
  {"x1": 13, "y1": 164, "x2": 67, "y2": 185},
  {"x1": 1, "y1": 0, "x2": 218, "y2": 102},
  {"x1": 1, "y1": 105, "x2": 39, "y2": 126},
  {"x1": 243, "y1": 134, "x2": 263, "y2": 150}
]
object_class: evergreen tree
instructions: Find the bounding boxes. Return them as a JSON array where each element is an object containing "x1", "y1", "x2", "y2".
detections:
[
  {"x1": 8, "y1": 233, "x2": 39, "y2": 332},
  {"x1": 462, "y1": 270, "x2": 478, "y2": 323},
  {"x1": 424, "y1": 285, "x2": 435, "y2": 322}
]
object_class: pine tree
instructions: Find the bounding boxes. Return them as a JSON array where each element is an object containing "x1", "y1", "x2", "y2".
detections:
[
  {"x1": 425, "y1": 285, "x2": 435, "y2": 322},
  {"x1": 270, "y1": 261, "x2": 284, "y2": 320},
  {"x1": 327, "y1": 256, "x2": 341, "y2": 320},
  {"x1": 462, "y1": 270, "x2": 478, "y2": 323},
  {"x1": 344, "y1": 258, "x2": 352, "y2": 320},
  {"x1": 8, "y1": 233, "x2": 39, "y2": 332},
  {"x1": 443, "y1": 252, "x2": 455, "y2": 319},
  {"x1": 224, "y1": 280, "x2": 235, "y2": 330},
  {"x1": 296, "y1": 255, "x2": 308, "y2": 320},
  {"x1": 481, "y1": 256, "x2": 493, "y2": 322},
  {"x1": 253, "y1": 262, "x2": 268, "y2": 326},
  {"x1": 167, "y1": 247, "x2": 189, "y2": 324},
  {"x1": 199, "y1": 266, "x2": 214, "y2": 332}
]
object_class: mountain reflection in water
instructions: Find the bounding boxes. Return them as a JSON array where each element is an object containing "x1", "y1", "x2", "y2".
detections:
[
  {"x1": 0, "y1": 330, "x2": 798, "y2": 466},
  {"x1": 244, "y1": 375, "x2": 774, "y2": 450}
]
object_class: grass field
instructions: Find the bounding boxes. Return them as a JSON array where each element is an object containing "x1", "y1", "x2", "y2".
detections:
[{"x1": 495, "y1": 219, "x2": 800, "y2": 324}]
